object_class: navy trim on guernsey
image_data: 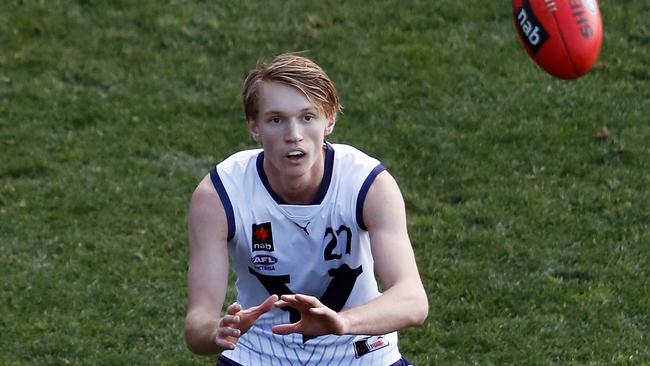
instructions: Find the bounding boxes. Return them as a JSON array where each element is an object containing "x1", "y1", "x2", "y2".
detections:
[
  {"x1": 256, "y1": 143, "x2": 335, "y2": 205},
  {"x1": 216, "y1": 355, "x2": 413, "y2": 366},
  {"x1": 356, "y1": 164, "x2": 386, "y2": 231},
  {"x1": 216, "y1": 356, "x2": 242, "y2": 366},
  {"x1": 210, "y1": 168, "x2": 235, "y2": 241}
]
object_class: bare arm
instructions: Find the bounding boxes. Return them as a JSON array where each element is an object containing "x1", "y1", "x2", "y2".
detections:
[
  {"x1": 341, "y1": 170, "x2": 428, "y2": 334},
  {"x1": 184, "y1": 174, "x2": 275, "y2": 354},
  {"x1": 184, "y1": 174, "x2": 231, "y2": 354},
  {"x1": 273, "y1": 171, "x2": 428, "y2": 336}
]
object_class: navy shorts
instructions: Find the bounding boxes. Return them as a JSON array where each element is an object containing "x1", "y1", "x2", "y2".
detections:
[{"x1": 217, "y1": 355, "x2": 413, "y2": 366}]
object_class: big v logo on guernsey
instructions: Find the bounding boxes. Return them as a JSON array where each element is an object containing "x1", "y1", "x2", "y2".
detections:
[
  {"x1": 252, "y1": 222, "x2": 274, "y2": 252},
  {"x1": 515, "y1": 0, "x2": 550, "y2": 53}
]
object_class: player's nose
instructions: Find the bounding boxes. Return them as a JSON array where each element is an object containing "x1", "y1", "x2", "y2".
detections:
[{"x1": 285, "y1": 119, "x2": 303, "y2": 142}]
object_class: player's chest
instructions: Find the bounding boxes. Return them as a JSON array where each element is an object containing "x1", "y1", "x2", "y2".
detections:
[{"x1": 245, "y1": 216, "x2": 358, "y2": 267}]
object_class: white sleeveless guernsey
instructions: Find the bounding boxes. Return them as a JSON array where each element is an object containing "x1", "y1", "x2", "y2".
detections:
[{"x1": 211, "y1": 143, "x2": 403, "y2": 366}]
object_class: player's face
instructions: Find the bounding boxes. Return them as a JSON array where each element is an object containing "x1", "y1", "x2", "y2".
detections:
[{"x1": 249, "y1": 81, "x2": 334, "y2": 182}]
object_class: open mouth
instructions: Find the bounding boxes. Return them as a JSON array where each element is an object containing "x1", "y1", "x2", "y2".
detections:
[{"x1": 286, "y1": 150, "x2": 305, "y2": 161}]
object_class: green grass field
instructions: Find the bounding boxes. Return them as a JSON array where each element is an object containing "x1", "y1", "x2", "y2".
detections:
[{"x1": 1, "y1": 1, "x2": 649, "y2": 365}]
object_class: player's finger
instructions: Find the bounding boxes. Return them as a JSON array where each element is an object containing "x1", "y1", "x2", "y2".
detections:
[
  {"x1": 220, "y1": 314, "x2": 240, "y2": 327},
  {"x1": 294, "y1": 294, "x2": 321, "y2": 306},
  {"x1": 218, "y1": 326, "x2": 241, "y2": 338},
  {"x1": 274, "y1": 298, "x2": 310, "y2": 312},
  {"x1": 278, "y1": 294, "x2": 297, "y2": 303},
  {"x1": 309, "y1": 307, "x2": 329, "y2": 316},
  {"x1": 214, "y1": 337, "x2": 236, "y2": 350},
  {"x1": 244, "y1": 294, "x2": 278, "y2": 317},
  {"x1": 272, "y1": 323, "x2": 300, "y2": 335},
  {"x1": 275, "y1": 294, "x2": 298, "y2": 308},
  {"x1": 254, "y1": 294, "x2": 279, "y2": 312},
  {"x1": 274, "y1": 299, "x2": 291, "y2": 308},
  {"x1": 226, "y1": 302, "x2": 242, "y2": 315}
]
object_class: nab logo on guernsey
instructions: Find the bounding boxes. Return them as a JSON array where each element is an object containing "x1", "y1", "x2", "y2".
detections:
[
  {"x1": 252, "y1": 254, "x2": 278, "y2": 271},
  {"x1": 252, "y1": 222, "x2": 274, "y2": 252},
  {"x1": 515, "y1": 0, "x2": 550, "y2": 53}
]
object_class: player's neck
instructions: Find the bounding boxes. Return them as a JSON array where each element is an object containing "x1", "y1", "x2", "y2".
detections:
[{"x1": 265, "y1": 151, "x2": 326, "y2": 205}]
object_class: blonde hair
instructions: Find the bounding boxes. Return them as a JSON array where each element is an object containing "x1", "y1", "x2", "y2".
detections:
[{"x1": 242, "y1": 53, "x2": 342, "y2": 122}]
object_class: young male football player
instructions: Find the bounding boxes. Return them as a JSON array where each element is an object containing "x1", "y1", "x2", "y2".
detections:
[{"x1": 184, "y1": 53, "x2": 428, "y2": 365}]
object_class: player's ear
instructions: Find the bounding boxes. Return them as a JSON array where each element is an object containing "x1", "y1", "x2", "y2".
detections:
[
  {"x1": 247, "y1": 118, "x2": 261, "y2": 142},
  {"x1": 324, "y1": 116, "x2": 336, "y2": 136}
]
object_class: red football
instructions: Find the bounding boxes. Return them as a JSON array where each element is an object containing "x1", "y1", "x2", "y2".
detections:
[{"x1": 513, "y1": 0, "x2": 603, "y2": 79}]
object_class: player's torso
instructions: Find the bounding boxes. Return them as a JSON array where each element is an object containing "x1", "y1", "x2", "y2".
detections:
[
  {"x1": 232, "y1": 198, "x2": 376, "y2": 312},
  {"x1": 222, "y1": 144, "x2": 380, "y2": 310},
  {"x1": 214, "y1": 144, "x2": 402, "y2": 365}
]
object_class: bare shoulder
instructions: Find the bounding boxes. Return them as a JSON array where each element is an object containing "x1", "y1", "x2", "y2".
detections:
[
  {"x1": 368, "y1": 170, "x2": 401, "y2": 193},
  {"x1": 188, "y1": 173, "x2": 227, "y2": 233},
  {"x1": 362, "y1": 170, "x2": 406, "y2": 231},
  {"x1": 364, "y1": 171, "x2": 404, "y2": 212}
]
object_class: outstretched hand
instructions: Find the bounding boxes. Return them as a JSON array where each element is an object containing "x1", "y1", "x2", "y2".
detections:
[
  {"x1": 272, "y1": 294, "x2": 349, "y2": 337},
  {"x1": 214, "y1": 294, "x2": 278, "y2": 350}
]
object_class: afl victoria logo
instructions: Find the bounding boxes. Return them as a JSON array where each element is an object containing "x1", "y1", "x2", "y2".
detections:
[
  {"x1": 252, "y1": 255, "x2": 277, "y2": 265},
  {"x1": 252, "y1": 254, "x2": 277, "y2": 271}
]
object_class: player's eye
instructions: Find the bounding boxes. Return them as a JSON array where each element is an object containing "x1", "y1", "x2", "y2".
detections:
[
  {"x1": 270, "y1": 117, "x2": 281, "y2": 123},
  {"x1": 303, "y1": 114, "x2": 314, "y2": 122}
]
